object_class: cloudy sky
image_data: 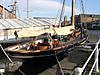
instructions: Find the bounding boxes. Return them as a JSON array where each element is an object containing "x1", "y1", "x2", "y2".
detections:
[
  {"x1": 17, "y1": 0, "x2": 76, "y2": 19},
  {"x1": 0, "y1": 0, "x2": 100, "y2": 19}
]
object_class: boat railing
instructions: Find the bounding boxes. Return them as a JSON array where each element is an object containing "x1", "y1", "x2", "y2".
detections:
[{"x1": 74, "y1": 38, "x2": 100, "y2": 75}]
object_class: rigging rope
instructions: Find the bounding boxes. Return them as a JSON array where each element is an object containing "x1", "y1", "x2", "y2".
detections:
[
  {"x1": 79, "y1": 0, "x2": 88, "y2": 30},
  {"x1": 19, "y1": 69, "x2": 26, "y2": 75},
  {"x1": 52, "y1": 0, "x2": 66, "y2": 35},
  {"x1": 54, "y1": 0, "x2": 63, "y2": 26},
  {"x1": 80, "y1": 0, "x2": 85, "y2": 14},
  {"x1": 58, "y1": 0, "x2": 65, "y2": 27}
]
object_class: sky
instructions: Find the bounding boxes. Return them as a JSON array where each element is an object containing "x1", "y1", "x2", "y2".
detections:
[{"x1": 0, "y1": 0, "x2": 100, "y2": 20}]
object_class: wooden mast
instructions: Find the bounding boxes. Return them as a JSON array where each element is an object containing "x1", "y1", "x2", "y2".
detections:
[{"x1": 71, "y1": 0, "x2": 75, "y2": 29}]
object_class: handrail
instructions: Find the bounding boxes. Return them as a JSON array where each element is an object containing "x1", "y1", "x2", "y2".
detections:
[
  {"x1": 74, "y1": 38, "x2": 100, "y2": 75},
  {"x1": 82, "y1": 44, "x2": 97, "y2": 70},
  {"x1": 89, "y1": 58, "x2": 97, "y2": 75}
]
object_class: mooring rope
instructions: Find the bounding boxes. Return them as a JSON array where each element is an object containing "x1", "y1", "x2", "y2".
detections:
[
  {"x1": 0, "y1": 72, "x2": 3, "y2": 75},
  {"x1": 54, "y1": 51, "x2": 64, "y2": 75},
  {"x1": 0, "y1": 44, "x2": 13, "y2": 63},
  {"x1": 19, "y1": 69, "x2": 26, "y2": 75}
]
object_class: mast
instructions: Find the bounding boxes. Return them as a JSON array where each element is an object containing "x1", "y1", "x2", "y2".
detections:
[{"x1": 71, "y1": 0, "x2": 75, "y2": 28}]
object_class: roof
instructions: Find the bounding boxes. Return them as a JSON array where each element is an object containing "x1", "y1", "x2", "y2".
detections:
[
  {"x1": 79, "y1": 14, "x2": 100, "y2": 18},
  {"x1": 0, "y1": 18, "x2": 59, "y2": 30}
]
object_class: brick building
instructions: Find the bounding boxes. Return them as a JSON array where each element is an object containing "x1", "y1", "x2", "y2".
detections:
[
  {"x1": 74, "y1": 14, "x2": 100, "y2": 29},
  {"x1": 0, "y1": 5, "x2": 16, "y2": 19},
  {"x1": 75, "y1": 14, "x2": 100, "y2": 25}
]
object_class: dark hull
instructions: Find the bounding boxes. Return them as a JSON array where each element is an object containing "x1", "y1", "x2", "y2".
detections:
[
  {"x1": 13, "y1": 49, "x2": 67, "y2": 75},
  {"x1": 6, "y1": 37, "x2": 87, "y2": 59},
  {"x1": 8, "y1": 48, "x2": 68, "y2": 59}
]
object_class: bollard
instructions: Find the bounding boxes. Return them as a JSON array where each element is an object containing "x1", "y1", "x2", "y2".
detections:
[{"x1": 74, "y1": 67, "x2": 83, "y2": 75}]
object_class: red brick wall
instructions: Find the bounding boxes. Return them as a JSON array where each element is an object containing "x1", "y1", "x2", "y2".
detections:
[{"x1": 0, "y1": 5, "x2": 16, "y2": 19}]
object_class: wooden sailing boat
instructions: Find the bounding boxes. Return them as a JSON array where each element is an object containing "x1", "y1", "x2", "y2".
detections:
[{"x1": 4, "y1": 0, "x2": 87, "y2": 59}]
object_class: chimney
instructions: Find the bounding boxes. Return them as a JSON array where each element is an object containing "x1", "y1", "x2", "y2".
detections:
[
  {"x1": 64, "y1": 16, "x2": 67, "y2": 22},
  {"x1": 63, "y1": 16, "x2": 67, "y2": 26}
]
